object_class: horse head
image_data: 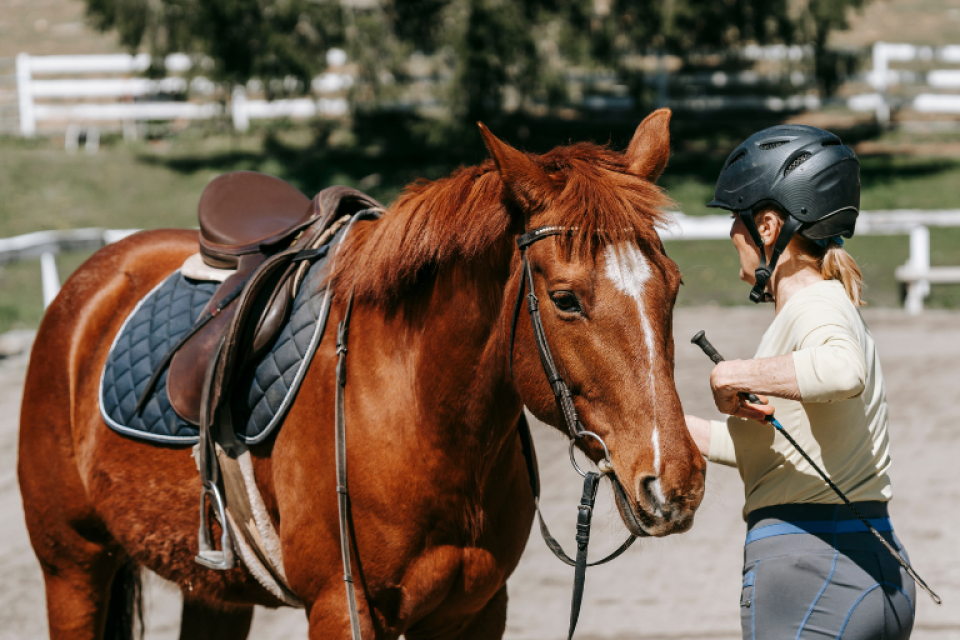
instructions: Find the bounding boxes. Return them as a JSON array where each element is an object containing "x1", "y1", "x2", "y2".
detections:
[{"x1": 480, "y1": 110, "x2": 706, "y2": 537}]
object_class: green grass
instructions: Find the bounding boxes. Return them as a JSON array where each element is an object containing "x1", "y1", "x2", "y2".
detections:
[
  {"x1": 2, "y1": 120, "x2": 960, "y2": 333},
  {"x1": 0, "y1": 250, "x2": 95, "y2": 332}
]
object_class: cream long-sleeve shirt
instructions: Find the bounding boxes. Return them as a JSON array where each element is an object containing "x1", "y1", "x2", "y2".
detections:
[{"x1": 708, "y1": 279, "x2": 893, "y2": 519}]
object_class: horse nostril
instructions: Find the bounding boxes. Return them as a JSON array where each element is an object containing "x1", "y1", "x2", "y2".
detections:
[{"x1": 636, "y1": 474, "x2": 666, "y2": 512}]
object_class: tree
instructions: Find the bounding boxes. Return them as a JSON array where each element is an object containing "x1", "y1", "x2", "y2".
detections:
[
  {"x1": 799, "y1": 0, "x2": 871, "y2": 97},
  {"x1": 85, "y1": 0, "x2": 345, "y2": 93},
  {"x1": 85, "y1": 0, "x2": 872, "y2": 117}
]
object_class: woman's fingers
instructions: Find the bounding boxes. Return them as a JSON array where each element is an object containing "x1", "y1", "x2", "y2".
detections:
[{"x1": 735, "y1": 395, "x2": 776, "y2": 422}]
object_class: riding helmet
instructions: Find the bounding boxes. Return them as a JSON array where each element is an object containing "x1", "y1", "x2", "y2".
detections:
[{"x1": 707, "y1": 124, "x2": 861, "y2": 303}]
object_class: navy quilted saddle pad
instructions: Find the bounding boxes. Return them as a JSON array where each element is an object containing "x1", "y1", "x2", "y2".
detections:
[{"x1": 99, "y1": 243, "x2": 336, "y2": 445}]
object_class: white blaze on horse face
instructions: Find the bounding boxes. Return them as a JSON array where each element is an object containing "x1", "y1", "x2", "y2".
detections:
[{"x1": 603, "y1": 243, "x2": 665, "y2": 502}]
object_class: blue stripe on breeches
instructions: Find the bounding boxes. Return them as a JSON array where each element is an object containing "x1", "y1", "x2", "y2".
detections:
[{"x1": 740, "y1": 503, "x2": 916, "y2": 640}]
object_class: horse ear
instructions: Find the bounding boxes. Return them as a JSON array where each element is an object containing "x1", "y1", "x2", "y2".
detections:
[
  {"x1": 478, "y1": 122, "x2": 553, "y2": 212},
  {"x1": 626, "y1": 108, "x2": 672, "y2": 183}
]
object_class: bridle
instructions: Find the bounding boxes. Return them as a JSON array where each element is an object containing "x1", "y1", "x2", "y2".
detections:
[
  {"x1": 510, "y1": 225, "x2": 643, "y2": 640},
  {"x1": 333, "y1": 222, "x2": 648, "y2": 640}
]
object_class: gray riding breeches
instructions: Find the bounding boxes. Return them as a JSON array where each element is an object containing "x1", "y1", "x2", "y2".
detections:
[{"x1": 741, "y1": 502, "x2": 915, "y2": 640}]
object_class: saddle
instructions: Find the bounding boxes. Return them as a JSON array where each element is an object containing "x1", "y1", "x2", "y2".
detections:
[{"x1": 142, "y1": 171, "x2": 382, "y2": 427}]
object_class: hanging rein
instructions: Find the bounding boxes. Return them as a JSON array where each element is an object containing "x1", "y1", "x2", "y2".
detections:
[{"x1": 334, "y1": 224, "x2": 645, "y2": 640}]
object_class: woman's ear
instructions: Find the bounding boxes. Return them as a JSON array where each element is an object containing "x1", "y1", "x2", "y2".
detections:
[{"x1": 756, "y1": 210, "x2": 783, "y2": 249}]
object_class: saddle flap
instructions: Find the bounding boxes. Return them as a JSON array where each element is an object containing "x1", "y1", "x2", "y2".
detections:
[{"x1": 168, "y1": 254, "x2": 264, "y2": 425}]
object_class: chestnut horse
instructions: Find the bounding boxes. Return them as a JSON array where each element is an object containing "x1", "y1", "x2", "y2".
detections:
[{"x1": 18, "y1": 109, "x2": 705, "y2": 640}]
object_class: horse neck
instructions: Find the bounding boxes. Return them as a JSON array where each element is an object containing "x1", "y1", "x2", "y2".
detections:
[{"x1": 396, "y1": 241, "x2": 522, "y2": 467}]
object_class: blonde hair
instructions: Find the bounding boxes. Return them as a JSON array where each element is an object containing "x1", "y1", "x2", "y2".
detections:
[
  {"x1": 817, "y1": 241, "x2": 865, "y2": 306},
  {"x1": 757, "y1": 208, "x2": 866, "y2": 306}
]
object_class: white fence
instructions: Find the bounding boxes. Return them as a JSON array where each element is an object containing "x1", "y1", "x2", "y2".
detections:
[
  {"x1": 662, "y1": 210, "x2": 960, "y2": 314},
  {"x1": 0, "y1": 228, "x2": 139, "y2": 306},
  {"x1": 2, "y1": 211, "x2": 957, "y2": 314},
  {"x1": 15, "y1": 51, "x2": 352, "y2": 137},
  {"x1": 849, "y1": 42, "x2": 960, "y2": 121}
]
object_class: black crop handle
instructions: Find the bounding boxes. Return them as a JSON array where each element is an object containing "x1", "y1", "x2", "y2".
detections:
[{"x1": 690, "y1": 330, "x2": 763, "y2": 405}]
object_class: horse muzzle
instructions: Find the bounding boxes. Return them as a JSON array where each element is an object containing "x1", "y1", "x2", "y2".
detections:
[{"x1": 611, "y1": 473, "x2": 700, "y2": 537}]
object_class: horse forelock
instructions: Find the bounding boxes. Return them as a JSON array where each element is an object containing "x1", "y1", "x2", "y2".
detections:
[{"x1": 327, "y1": 142, "x2": 675, "y2": 305}]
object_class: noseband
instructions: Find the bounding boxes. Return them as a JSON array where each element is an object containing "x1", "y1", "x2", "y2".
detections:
[{"x1": 510, "y1": 225, "x2": 640, "y2": 640}]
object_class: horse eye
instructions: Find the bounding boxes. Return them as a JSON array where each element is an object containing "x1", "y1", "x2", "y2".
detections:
[{"x1": 550, "y1": 291, "x2": 581, "y2": 314}]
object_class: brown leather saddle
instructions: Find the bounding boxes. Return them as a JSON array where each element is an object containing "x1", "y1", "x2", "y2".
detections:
[{"x1": 137, "y1": 171, "x2": 383, "y2": 427}]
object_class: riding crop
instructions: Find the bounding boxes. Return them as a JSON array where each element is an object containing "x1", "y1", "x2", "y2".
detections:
[{"x1": 691, "y1": 330, "x2": 941, "y2": 605}]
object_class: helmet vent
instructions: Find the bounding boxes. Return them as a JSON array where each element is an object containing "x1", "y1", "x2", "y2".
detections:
[
  {"x1": 726, "y1": 150, "x2": 747, "y2": 168},
  {"x1": 822, "y1": 140, "x2": 841, "y2": 147},
  {"x1": 758, "y1": 140, "x2": 788, "y2": 150},
  {"x1": 785, "y1": 153, "x2": 811, "y2": 175}
]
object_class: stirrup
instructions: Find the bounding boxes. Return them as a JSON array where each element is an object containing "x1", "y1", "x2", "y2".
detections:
[{"x1": 195, "y1": 481, "x2": 235, "y2": 570}]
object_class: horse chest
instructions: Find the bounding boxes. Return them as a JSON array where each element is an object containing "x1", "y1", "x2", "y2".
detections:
[{"x1": 380, "y1": 544, "x2": 504, "y2": 631}]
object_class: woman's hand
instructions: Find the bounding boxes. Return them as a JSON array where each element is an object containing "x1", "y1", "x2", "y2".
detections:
[{"x1": 710, "y1": 360, "x2": 777, "y2": 423}]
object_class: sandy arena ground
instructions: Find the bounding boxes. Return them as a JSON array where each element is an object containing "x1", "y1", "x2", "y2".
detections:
[{"x1": 0, "y1": 306, "x2": 957, "y2": 639}]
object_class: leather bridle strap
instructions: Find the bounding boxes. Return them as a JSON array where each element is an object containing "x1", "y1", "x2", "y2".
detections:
[
  {"x1": 329, "y1": 207, "x2": 384, "y2": 640},
  {"x1": 511, "y1": 226, "x2": 582, "y2": 440},
  {"x1": 335, "y1": 287, "x2": 362, "y2": 640},
  {"x1": 510, "y1": 228, "x2": 641, "y2": 640}
]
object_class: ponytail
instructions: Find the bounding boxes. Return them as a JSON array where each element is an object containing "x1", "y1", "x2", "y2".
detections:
[
  {"x1": 819, "y1": 242, "x2": 865, "y2": 306},
  {"x1": 755, "y1": 207, "x2": 866, "y2": 306}
]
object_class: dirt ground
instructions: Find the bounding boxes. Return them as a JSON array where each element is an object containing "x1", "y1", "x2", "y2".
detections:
[{"x1": 0, "y1": 306, "x2": 957, "y2": 640}]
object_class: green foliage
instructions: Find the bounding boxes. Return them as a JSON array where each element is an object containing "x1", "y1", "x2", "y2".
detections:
[
  {"x1": 801, "y1": 0, "x2": 871, "y2": 96},
  {"x1": 84, "y1": 0, "x2": 872, "y2": 115},
  {"x1": 86, "y1": 0, "x2": 345, "y2": 90}
]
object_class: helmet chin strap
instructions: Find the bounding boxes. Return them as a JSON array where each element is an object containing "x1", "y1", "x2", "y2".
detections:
[{"x1": 738, "y1": 211, "x2": 805, "y2": 304}]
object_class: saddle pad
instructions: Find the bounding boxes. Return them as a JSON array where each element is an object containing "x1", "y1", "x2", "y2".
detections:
[
  {"x1": 100, "y1": 242, "x2": 337, "y2": 445},
  {"x1": 99, "y1": 274, "x2": 218, "y2": 442}
]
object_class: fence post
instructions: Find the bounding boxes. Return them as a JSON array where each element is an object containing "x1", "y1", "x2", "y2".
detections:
[
  {"x1": 40, "y1": 251, "x2": 61, "y2": 308},
  {"x1": 904, "y1": 225, "x2": 930, "y2": 315},
  {"x1": 16, "y1": 53, "x2": 36, "y2": 137},
  {"x1": 872, "y1": 42, "x2": 891, "y2": 123},
  {"x1": 232, "y1": 86, "x2": 249, "y2": 132}
]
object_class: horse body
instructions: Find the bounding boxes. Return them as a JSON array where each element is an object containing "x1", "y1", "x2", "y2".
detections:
[{"x1": 19, "y1": 109, "x2": 706, "y2": 640}]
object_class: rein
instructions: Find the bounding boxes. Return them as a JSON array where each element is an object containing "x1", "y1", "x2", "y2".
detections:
[{"x1": 511, "y1": 225, "x2": 641, "y2": 640}]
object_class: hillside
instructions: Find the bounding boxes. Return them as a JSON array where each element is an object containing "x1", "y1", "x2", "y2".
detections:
[
  {"x1": 0, "y1": 0, "x2": 121, "y2": 58},
  {"x1": 832, "y1": 0, "x2": 960, "y2": 48}
]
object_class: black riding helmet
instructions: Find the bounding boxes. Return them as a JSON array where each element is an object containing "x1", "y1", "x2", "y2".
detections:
[{"x1": 708, "y1": 124, "x2": 860, "y2": 303}]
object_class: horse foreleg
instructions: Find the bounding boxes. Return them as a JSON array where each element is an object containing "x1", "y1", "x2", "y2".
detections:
[
  {"x1": 306, "y1": 589, "x2": 378, "y2": 640},
  {"x1": 178, "y1": 598, "x2": 254, "y2": 640}
]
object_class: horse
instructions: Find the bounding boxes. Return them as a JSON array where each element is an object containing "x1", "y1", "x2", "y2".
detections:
[{"x1": 18, "y1": 108, "x2": 706, "y2": 640}]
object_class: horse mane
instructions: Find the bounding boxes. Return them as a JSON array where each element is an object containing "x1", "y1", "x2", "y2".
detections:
[{"x1": 328, "y1": 142, "x2": 674, "y2": 305}]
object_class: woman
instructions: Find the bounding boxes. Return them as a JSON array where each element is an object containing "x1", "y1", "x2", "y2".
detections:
[{"x1": 684, "y1": 124, "x2": 916, "y2": 640}]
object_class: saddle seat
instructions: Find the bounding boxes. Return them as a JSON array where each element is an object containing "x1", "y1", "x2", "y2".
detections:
[
  {"x1": 164, "y1": 172, "x2": 383, "y2": 426},
  {"x1": 198, "y1": 171, "x2": 314, "y2": 269}
]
